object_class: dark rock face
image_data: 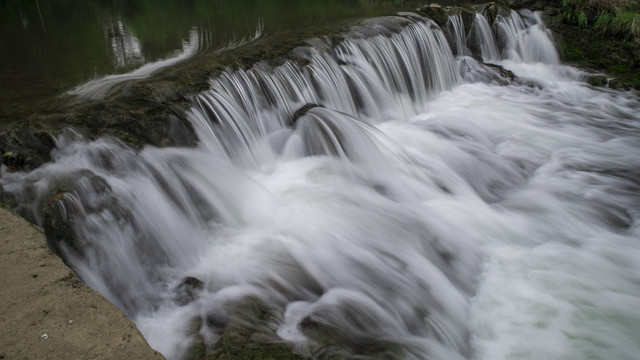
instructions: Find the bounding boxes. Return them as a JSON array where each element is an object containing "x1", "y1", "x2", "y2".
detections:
[
  {"x1": 419, "y1": 2, "x2": 510, "y2": 30},
  {"x1": 0, "y1": 125, "x2": 56, "y2": 171},
  {"x1": 0, "y1": 98, "x2": 198, "y2": 172},
  {"x1": 66, "y1": 99, "x2": 198, "y2": 149}
]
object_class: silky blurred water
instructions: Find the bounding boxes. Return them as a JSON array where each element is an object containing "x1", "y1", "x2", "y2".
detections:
[{"x1": 2, "y1": 9, "x2": 639, "y2": 360}]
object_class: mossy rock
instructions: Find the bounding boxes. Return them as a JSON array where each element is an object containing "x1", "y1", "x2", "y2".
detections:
[
  {"x1": 0, "y1": 124, "x2": 56, "y2": 171},
  {"x1": 419, "y1": 3, "x2": 448, "y2": 25},
  {"x1": 483, "y1": 2, "x2": 500, "y2": 23},
  {"x1": 179, "y1": 296, "x2": 306, "y2": 360},
  {"x1": 210, "y1": 297, "x2": 304, "y2": 360},
  {"x1": 174, "y1": 277, "x2": 205, "y2": 306}
]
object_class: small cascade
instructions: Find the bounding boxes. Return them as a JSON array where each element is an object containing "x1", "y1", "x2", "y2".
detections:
[
  {"x1": 190, "y1": 15, "x2": 458, "y2": 166},
  {"x1": 446, "y1": 13, "x2": 470, "y2": 57},
  {"x1": 494, "y1": 10, "x2": 560, "y2": 64},
  {"x1": 469, "y1": 13, "x2": 500, "y2": 63}
]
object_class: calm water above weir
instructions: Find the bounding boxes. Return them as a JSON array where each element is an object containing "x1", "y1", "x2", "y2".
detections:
[
  {"x1": 0, "y1": 0, "x2": 428, "y2": 120},
  {"x1": 2, "y1": 2, "x2": 640, "y2": 360}
]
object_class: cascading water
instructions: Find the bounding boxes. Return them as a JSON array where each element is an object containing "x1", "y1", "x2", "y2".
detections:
[
  {"x1": 469, "y1": 13, "x2": 500, "y2": 63},
  {"x1": 2, "y1": 9, "x2": 640, "y2": 360}
]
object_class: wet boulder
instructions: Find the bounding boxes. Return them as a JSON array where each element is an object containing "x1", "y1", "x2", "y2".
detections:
[
  {"x1": 183, "y1": 296, "x2": 305, "y2": 360},
  {"x1": 459, "y1": 7, "x2": 478, "y2": 33},
  {"x1": 175, "y1": 277, "x2": 205, "y2": 306},
  {"x1": 41, "y1": 192, "x2": 82, "y2": 264},
  {"x1": 39, "y1": 171, "x2": 126, "y2": 267},
  {"x1": 291, "y1": 103, "x2": 320, "y2": 126},
  {"x1": 419, "y1": 3, "x2": 448, "y2": 26},
  {"x1": 298, "y1": 312, "x2": 403, "y2": 359},
  {"x1": 483, "y1": 2, "x2": 500, "y2": 24},
  {"x1": 0, "y1": 124, "x2": 56, "y2": 171}
]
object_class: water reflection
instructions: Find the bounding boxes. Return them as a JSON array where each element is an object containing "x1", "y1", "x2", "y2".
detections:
[
  {"x1": 70, "y1": 22, "x2": 265, "y2": 100},
  {"x1": 105, "y1": 17, "x2": 145, "y2": 69},
  {"x1": 69, "y1": 27, "x2": 201, "y2": 100}
]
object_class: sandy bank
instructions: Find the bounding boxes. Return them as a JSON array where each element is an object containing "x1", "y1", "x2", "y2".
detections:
[{"x1": 0, "y1": 208, "x2": 164, "y2": 360}]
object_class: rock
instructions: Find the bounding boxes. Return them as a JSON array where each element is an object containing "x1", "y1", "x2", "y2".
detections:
[
  {"x1": 297, "y1": 310, "x2": 403, "y2": 359},
  {"x1": 38, "y1": 171, "x2": 135, "y2": 270},
  {"x1": 196, "y1": 297, "x2": 305, "y2": 360},
  {"x1": 173, "y1": 295, "x2": 307, "y2": 359},
  {"x1": 484, "y1": 62, "x2": 517, "y2": 82},
  {"x1": 483, "y1": 2, "x2": 499, "y2": 24},
  {"x1": 459, "y1": 7, "x2": 478, "y2": 33},
  {"x1": 0, "y1": 124, "x2": 56, "y2": 171},
  {"x1": 182, "y1": 317, "x2": 207, "y2": 360},
  {"x1": 175, "y1": 277, "x2": 205, "y2": 306},
  {"x1": 291, "y1": 103, "x2": 320, "y2": 125},
  {"x1": 585, "y1": 74, "x2": 611, "y2": 87},
  {"x1": 0, "y1": 82, "x2": 199, "y2": 173},
  {"x1": 419, "y1": 3, "x2": 448, "y2": 26},
  {"x1": 41, "y1": 192, "x2": 81, "y2": 263},
  {"x1": 504, "y1": 0, "x2": 547, "y2": 10},
  {"x1": 66, "y1": 99, "x2": 198, "y2": 149}
]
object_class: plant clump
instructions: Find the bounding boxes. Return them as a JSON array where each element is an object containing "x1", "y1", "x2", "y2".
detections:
[{"x1": 559, "y1": 0, "x2": 640, "y2": 38}]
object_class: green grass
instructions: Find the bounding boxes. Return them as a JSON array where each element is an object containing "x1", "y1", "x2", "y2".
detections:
[{"x1": 560, "y1": 0, "x2": 640, "y2": 38}]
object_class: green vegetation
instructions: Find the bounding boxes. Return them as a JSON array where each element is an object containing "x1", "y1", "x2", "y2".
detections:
[
  {"x1": 560, "y1": 0, "x2": 640, "y2": 38},
  {"x1": 555, "y1": 0, "x2": 640, "y2": 89}
]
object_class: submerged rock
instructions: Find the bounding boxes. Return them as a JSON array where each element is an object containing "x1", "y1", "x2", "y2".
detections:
[
  {"x1": 297, "y1": 312, "x2": 404, "y2": 359},
  {"x1": 175, "y1": 277, "x2": 205, "y2": 306},
  {"x1": 291, "y1": 103, "x2": 320, "y2": 125},
  {"x1": 184, "y1": 296, "x2": 305, "y2": 360},
  {"x1": 210, "y1": 297, "x2": 303, "y2": 360}
]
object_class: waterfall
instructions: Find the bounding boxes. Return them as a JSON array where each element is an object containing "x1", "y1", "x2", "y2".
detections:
[
  {"x1": 2, "y1": 9, "x2": 640, "y2": 360},
  {"x1": 191, "y1": 15, "x2": 458, "y2": 166},
  {"x1": 446, "y1": 13, "x2": 469, "y2": 57},
  {"x1": 470, "y1": 13, "x2": 500, "y2": 62},
  {"x1": 494, "y1": 10, "x2": 560, "y2": 64}
]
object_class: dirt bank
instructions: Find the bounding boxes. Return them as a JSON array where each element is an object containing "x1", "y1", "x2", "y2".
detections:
[{"x1": 0, "y1": 208, "x2": 164, "y2": 360}]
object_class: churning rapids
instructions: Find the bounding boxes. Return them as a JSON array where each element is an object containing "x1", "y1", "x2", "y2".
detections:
[{"x1": 2, "y1": 8, "x2": 640, "y2": 360}]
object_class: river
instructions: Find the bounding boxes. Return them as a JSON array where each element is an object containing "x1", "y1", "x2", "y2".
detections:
[{"x1": 1, "y1": 2, "x2": 639, "y2": 360}]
